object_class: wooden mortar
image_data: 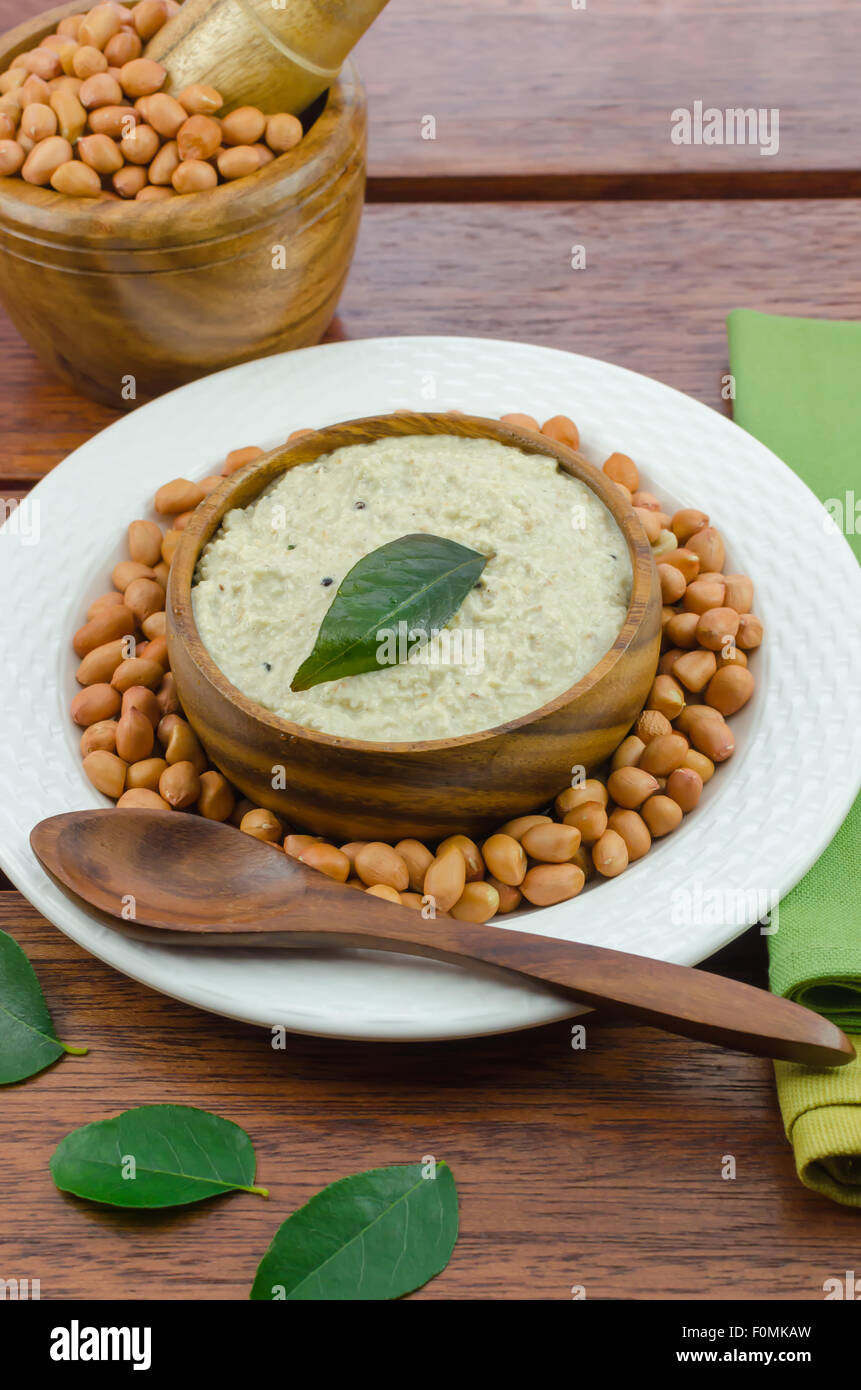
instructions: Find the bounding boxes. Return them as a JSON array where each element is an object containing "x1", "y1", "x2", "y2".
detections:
[
  {"x1": 0, "y1": 3, "x2": 367, "y2": 407},
  {"x1": 146, "y1": 0, "x2": 391, "y2": 114}
]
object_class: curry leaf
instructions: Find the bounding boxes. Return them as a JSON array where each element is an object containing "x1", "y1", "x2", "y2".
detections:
[
  {"x1": 0, "y1": 928, "x2": 87, "y2": 1084},
  {"x1": 290, "y1": 533, "x2": 486, "y2": 690},
  {"x1": 50, "y1": 1104, "x2": 268, "y2": 1208},
  {"x1": 250, "y1": 1160, "x2": 458, "y2": 1300}
]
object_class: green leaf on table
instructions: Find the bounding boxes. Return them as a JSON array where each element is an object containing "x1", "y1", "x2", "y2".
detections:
[
  {"x1": 290, "y1": 533, "x2": 487, "y2": 690},
  {"x1": 50, "y1": 1104, "x2": 268, "y2": 1208},
  {"x1": 250, "y1": 1160, "x2": 458, "y2": 1300},
  {"x1": 0, "y1": 928, "x2": 87, "y2": 1085}
]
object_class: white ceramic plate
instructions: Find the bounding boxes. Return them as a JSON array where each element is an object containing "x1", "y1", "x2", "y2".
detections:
[{"x1": 2, "y1": 337, "x2": 860, "y2": 1040}]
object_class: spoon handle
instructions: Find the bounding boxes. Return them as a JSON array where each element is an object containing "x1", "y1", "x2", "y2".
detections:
[{"x1": 283, "y1": 901, "x2": 854, "y2": 1067}]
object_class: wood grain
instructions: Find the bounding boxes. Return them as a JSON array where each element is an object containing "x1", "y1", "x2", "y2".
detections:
[
  {"x1": 2, "y1": 895, "x2": 857, "y2": 1301},
  {"x1": 145, "y1": 0, "x2": 390, "y2": 116},
  {"x1": 5, "y1": 197, "x2": 861, "y2": 485},
  {"x1": 356, "y1": 0, "x2": 861, "y2": 196}
]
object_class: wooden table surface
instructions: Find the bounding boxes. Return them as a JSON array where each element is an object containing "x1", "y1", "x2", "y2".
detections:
[{"x1": 2, "y1": 0, "x2": 859, "y2": 1301}]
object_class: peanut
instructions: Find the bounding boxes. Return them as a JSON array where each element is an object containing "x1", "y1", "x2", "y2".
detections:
[
  {"x1": 217, "y1": 144, "x2": 262, "y2": 181},
  {"x1": 79, "y1": 4, "x2": 122, "y2": 50},
  {"x1": 657, "y1": 563, "x2": 686, "y2": 604},
  {"x1": 606, "y1": 809, "x2": 651, "y2": 863},
  {"x1": 637, "y1": 732, "x2": 689, "y2": 777},
  {"x1": 437, "y1": 834, "x2": 484, "y2": 881},
  {"x1": 640, "y1": 794, "x2": 683, "y2": 837},
  {"x1": 172, "y1": 157, "x2": 217, "y2": 193},
  {"x1": 365, "y1": 884, "x2": 401, "y2": 904},
  {"x1": 450, "y1": 882, "x2": 500, "y2": 923},
  {"x1": 133, "y1": 2, "x2": 170, "y2": 41},
  {"x1": 612, "y1": 734, "x2": 647, "y2": 770},
  {"x1": 722, "y1": 574, "x2": 754, "y2": 613},
  {"x1": 554, "y1": 779, "x2": 609, "y2": 816},
  {"x1": 0, "y1": 140, "x2": 24, "y2": 175},
  {"x1": 647, "y1": 673, "x2": 686, "y2": 720},
  {"x1": 176, "y1": 83, "x2": 222, "y2": 115},
  {"x1": 80, "y1": 718, "x2": 118, "y2": 756},
  {"x1": 159, "y1": 760, "x2": 201, "y2": 810},
  {"x1": 607, "y1": 766, "x2": 660, "y2": 809},
  {"x1": 232, "y1": 809, "x2": 280, "y2": 841},
  {"x1": 124, "y1": 576, "x2": 164, "y2": 623},
  {"x1": 117, "y1": 788, "x2": 170, "y2": 811},
  {"x1": 115, "y1": 705, "x2": 154, "y2": 763},
  {"x1": 177, "y1": 113, "x2": 221, "y2": 161},
  {"x1": 486, "y1": 876, "x2": 522, "y2": 913},
  {"x1": 394, "y1": 839, "x2": 434, "y2": 892},
  {"x1": 221, "y1": 105, "x2": 266, "y2": 146},
  {"x1": 684, "y1": 749, "x2": 715, "y2": 783},
  {"x1": 561, "y1": 800, "x2": 607, "y2": 846},
  {"x1": 677, "y1": 706, "x2": 735, "y2": 762},
  {"x1": 481, "y1": 833, "x2": 528, "y2": 885},
  {"x1": 126, "y1": 757, "x2": 168, "y2": 791},
  {"x1": 521, "y1": 821, "x2": 581, "y2": 863},
  {"x1": 683, "y1": 578, "x2": 726, "y2": 614},
  {"x1": 299, "y1": 842, "x2": 351, "y2": 882},
  {"x1": 355, "y1": 842, "x2": 409, "y2": 892},
  {"x1": 671, "y1": 508, "x2": 709, "y2": 542},
  {"x1": 77, "y1": 131, "x2": 123, "y2": 172},
  {"x1": 705, "y1": 665, "x2": 755, "y2": 716},
  {"x1": 83, "y1": 749, "x2": 127, "y2": 798},
  {"x1": 592, "y1": 829, "x2": 629, "y2": 878},
  {"x1": 73, "y1": 604, "x2": 134, "y2": 657},
  {"x1": 696, "y1": 606, "x2": 740, "y2": 651},
  {"x1": 423, "y1": 848, "x2": 466, "y2": 912},
  {"x1": 122, "y1": 685, "x2": 161, "y2": 729},
  {"x1": 520, "y1": 863, "x2": 585, "y2": 905},
  {"x1": 673, "y1": 649, "x2": 717, "y2": 693},
  {"x1": 111, "y1": 657, "x2": 164, "y2": 693},
  {"x1": 154, "y1": 478, "x2": 205, "y2": 515},
  {"x1": 602, "y1": 452, "x2": 639, "y2": 492},
  {"x1": 76, "y1": 637, "x2": 128, "y2": 685},
  {"x1": 666, "y1": 767, "x2": 703, "y2": 812},
  {"x1": 659, "y1": 547, "x2": 700, "y2": 584},
  {"x1": 71, "y1": 683, "x2": 121, "y2": 726},
  {"x1": 265, "y1": 111, "x2": 303, "y2": 153},
  {"x1": 665, "y1": 610, "x2": 700, "y2": 649},
  {"x1": 21, "y1": 135, "x2": 73, "y2": 184},
  {"x1": 119, "y1": 58, "x2": 166, "y2": 97},
  {"x1": 686, "y1": 527, "x2": 725, "y2": 572},
  {"x1": 736, "y1": 613, "x2": 763, "y2": 650}
]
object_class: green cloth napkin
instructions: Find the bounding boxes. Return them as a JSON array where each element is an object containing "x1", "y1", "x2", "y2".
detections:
[{"x1": 727, "y1": 309, "x2": 861, "y2": 1205}]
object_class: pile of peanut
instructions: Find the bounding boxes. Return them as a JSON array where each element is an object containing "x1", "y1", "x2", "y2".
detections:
[
  {"x1": 0, "y1": 2, "x2": 303, "y2": 199},
  {"x1": 70, "y1": 413, "x2": 761, "y2": 925}
]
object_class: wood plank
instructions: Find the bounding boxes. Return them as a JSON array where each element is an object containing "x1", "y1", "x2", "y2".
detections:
[
  {"x1": 356, "y1": 0, "x2": 861, "y2": 195},
  {"x1": 4, "y1": 893, "x2": 856, "y2": 1302},
  {"x1": 4, "y1": 198, "x2": 861, "y2": 484}
]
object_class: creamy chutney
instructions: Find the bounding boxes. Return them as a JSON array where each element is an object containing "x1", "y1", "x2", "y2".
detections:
[{"x1": 192, "y1": 435, "x2": 632, "y2": 741}]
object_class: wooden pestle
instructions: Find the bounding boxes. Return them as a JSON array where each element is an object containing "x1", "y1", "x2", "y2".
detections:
[{"x1": 145, "y1": 0, "x2": 391, "y2": 115}]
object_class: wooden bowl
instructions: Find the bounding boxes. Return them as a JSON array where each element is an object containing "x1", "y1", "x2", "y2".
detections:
[
  {"x1": 166, "y1": 408, "x2": 659, "y2": 845},
  {"x1": 167, "y1": 412, "x2": 661, "y2": 842},
  {"x1": 0, "y1": 3, "x2": 366, "y2": 408}
]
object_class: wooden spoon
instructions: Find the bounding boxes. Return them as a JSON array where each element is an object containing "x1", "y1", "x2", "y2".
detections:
[{"x1": 30, "y1": 810, "x2": 854, "y2": 1067}]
